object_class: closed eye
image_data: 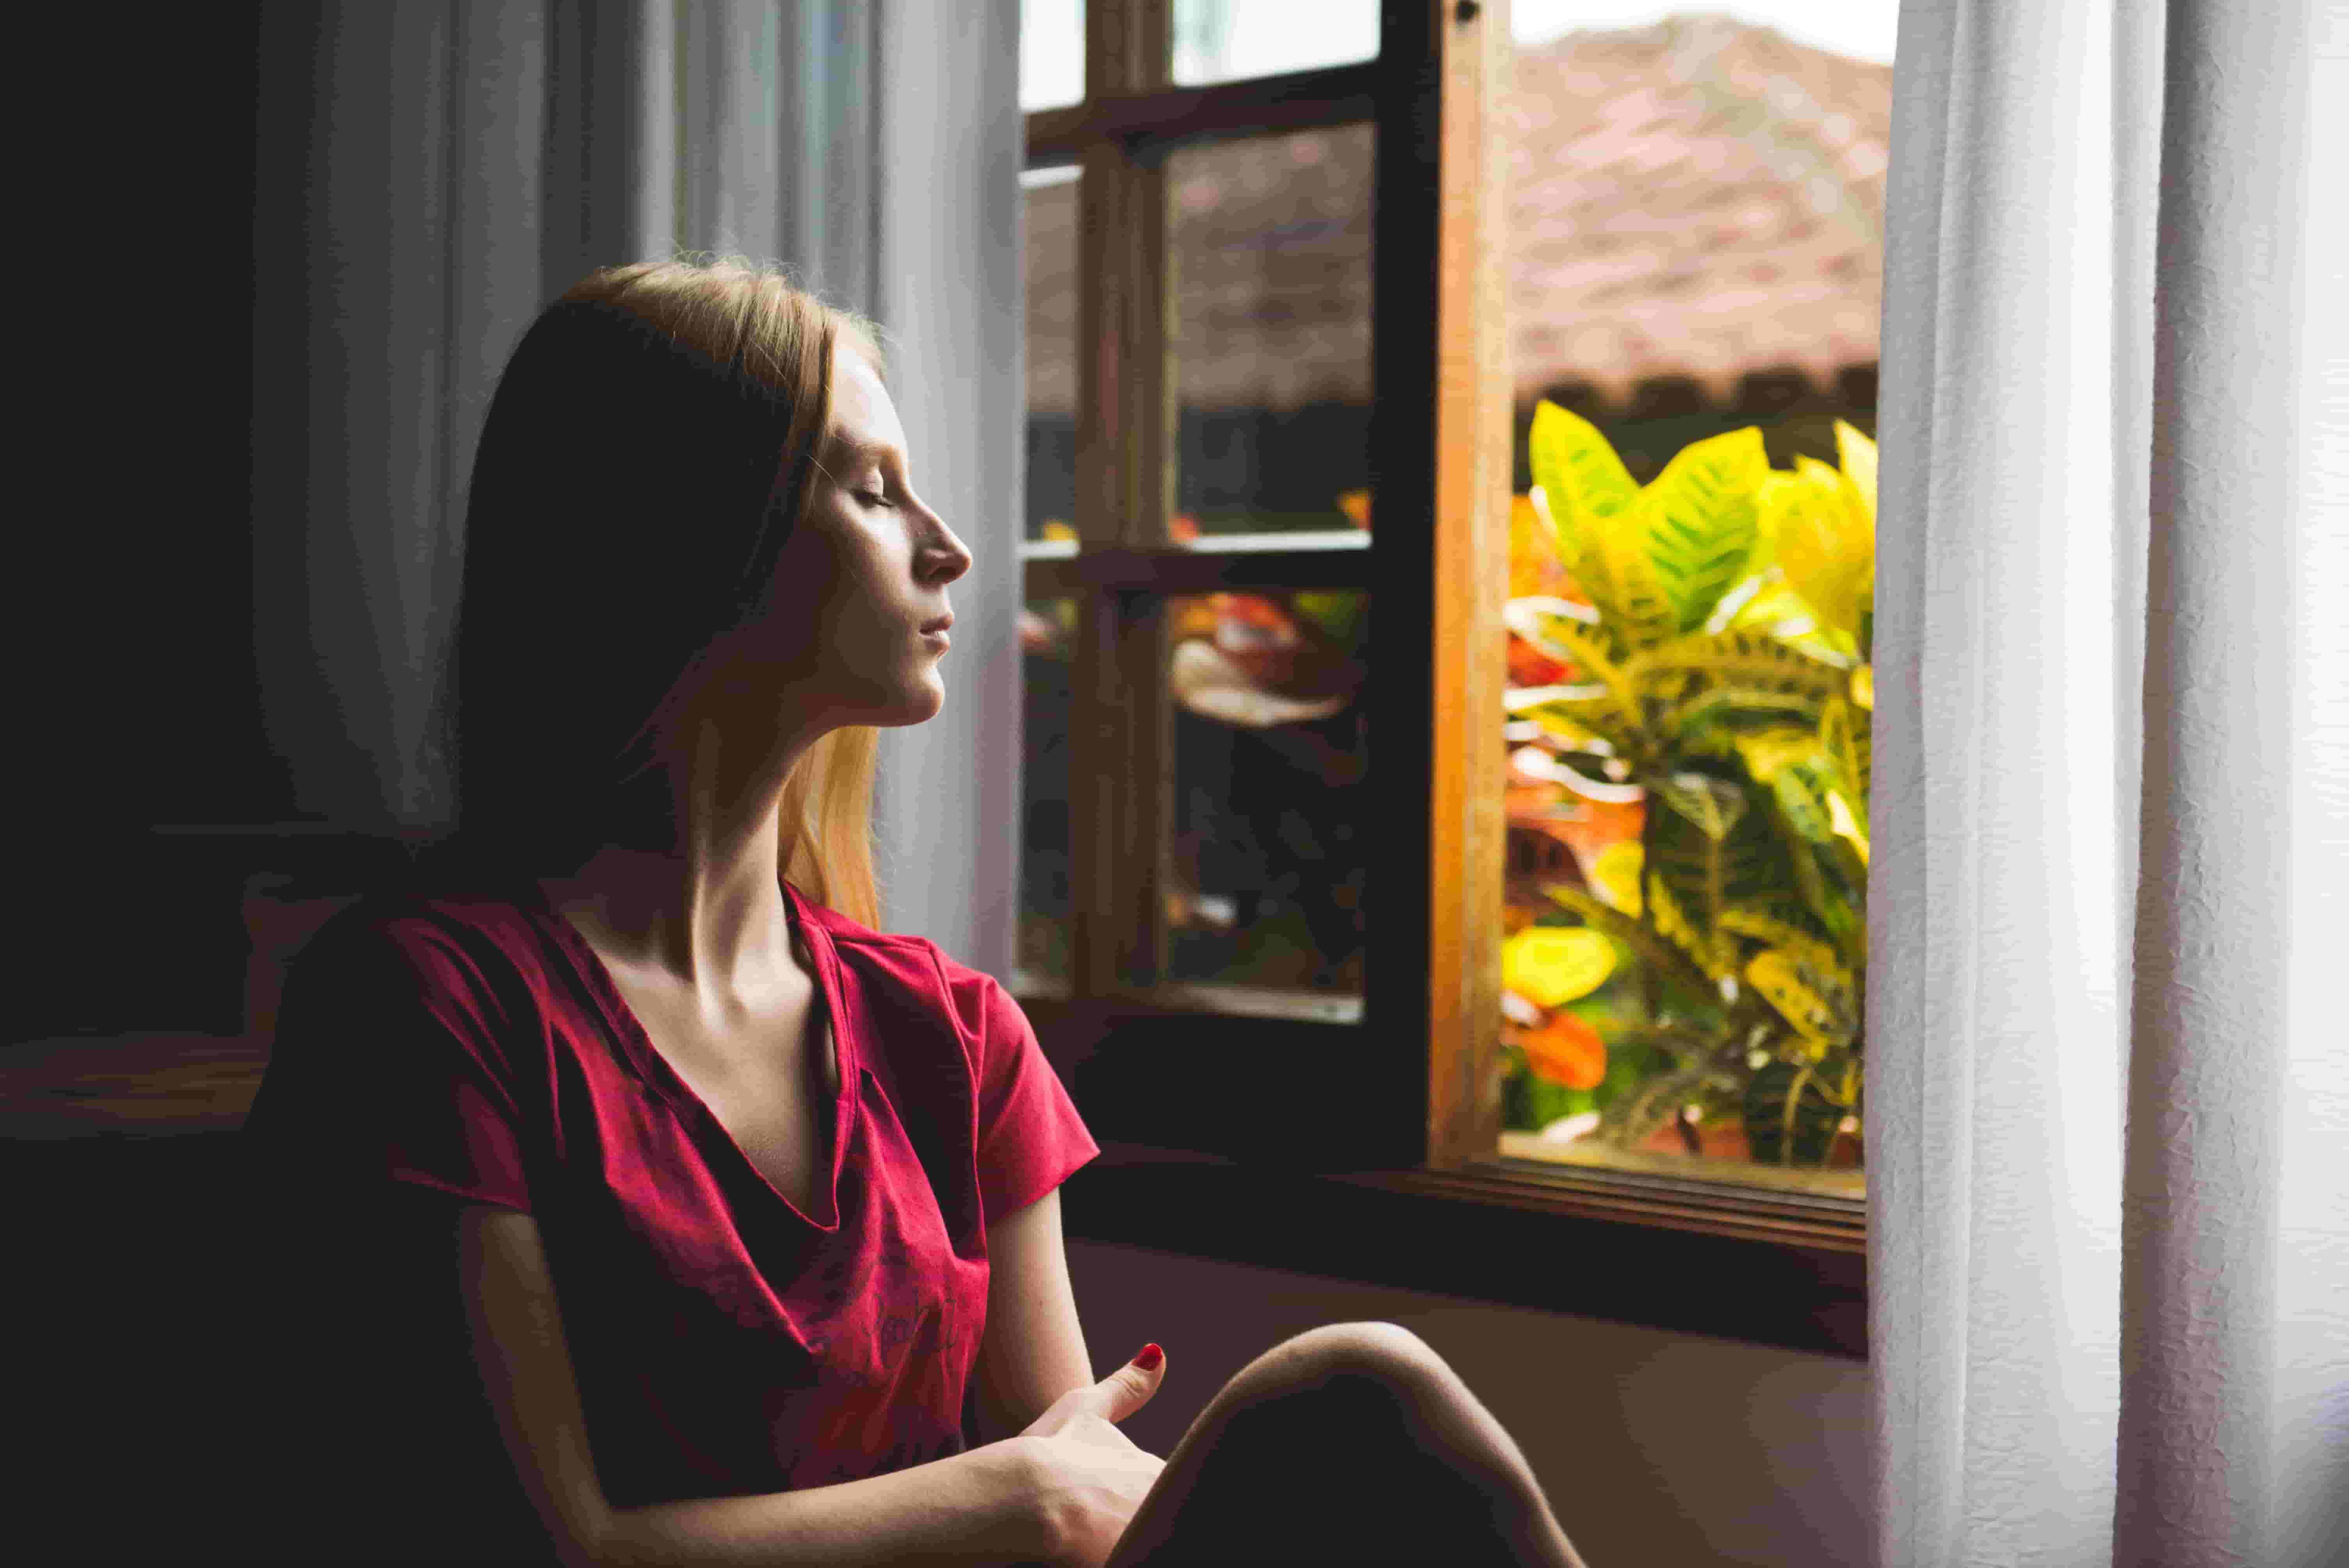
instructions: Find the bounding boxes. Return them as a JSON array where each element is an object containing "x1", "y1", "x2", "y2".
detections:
[{"x1": 857, "y1": 489, "x2": 895, "y2": 510}]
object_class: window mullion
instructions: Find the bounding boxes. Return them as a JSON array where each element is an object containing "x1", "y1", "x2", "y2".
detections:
[
  {"x1": 1071, "y1": 0, "x2": 1176, "y2": 1000},
  {"x1": 1421, "y1": 0, "x2": 1511, "y2": 1172}
]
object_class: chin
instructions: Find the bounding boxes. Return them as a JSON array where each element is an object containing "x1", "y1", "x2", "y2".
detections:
[{"x1": 870, "y1": 681, "x2": 946, "y2": 728}]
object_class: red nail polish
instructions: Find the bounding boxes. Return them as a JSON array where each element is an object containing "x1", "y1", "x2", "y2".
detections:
[{"x1": 1134, "y1": 1342, "x2": 1163, "y2": 1370}]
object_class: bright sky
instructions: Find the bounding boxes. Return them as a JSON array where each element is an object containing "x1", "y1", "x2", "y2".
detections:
[{"x1": 1022, "y1": 0, "x2": 1897, "y2": 112}]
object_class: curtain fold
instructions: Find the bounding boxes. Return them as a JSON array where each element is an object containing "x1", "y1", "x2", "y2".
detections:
[
  {"x1": 1869, "y1": 4, "x2": 2347, "y2": 1564},
  {"x1": 250, "y1": 0, "x2": 1022, "y2": 975},
  {"x1": 867, "y1": 0, "x2": 1027, "y2": 975}
]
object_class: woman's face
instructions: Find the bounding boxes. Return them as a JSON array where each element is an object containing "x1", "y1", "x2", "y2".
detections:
[{"x1": 743, "y1": 346, "x2": 973, "y2": 732}]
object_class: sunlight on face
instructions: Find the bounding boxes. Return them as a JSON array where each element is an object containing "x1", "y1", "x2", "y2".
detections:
[{"x1": 759, "y1": 348, "x2": 974, "y2": 730}]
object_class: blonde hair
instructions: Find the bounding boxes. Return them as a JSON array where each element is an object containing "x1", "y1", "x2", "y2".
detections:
[{"x1": 429, "y1": 250, "x2": 895, "y2": 928}]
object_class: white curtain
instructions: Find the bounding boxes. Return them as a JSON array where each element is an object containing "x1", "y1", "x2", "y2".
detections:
[
  {"x1": 1869, "y1": 4, "x2": 2347, "y2": 1566},
  {"x1": 867, "y1": 0, "x2": 1028, "y2": 977},
  {"x1": 248, "y1": 0, "x2": 1025, "y2": 977}
]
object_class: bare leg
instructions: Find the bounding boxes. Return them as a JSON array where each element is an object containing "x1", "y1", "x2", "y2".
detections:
[{"x1": 1103, "y1": 1322, "x2": 1592, "y2": 1568}]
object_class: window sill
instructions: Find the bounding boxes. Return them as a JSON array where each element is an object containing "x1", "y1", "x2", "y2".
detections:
[{"x1": 1058, "y1": 1138, "x2": 1867, "y2": 1362}]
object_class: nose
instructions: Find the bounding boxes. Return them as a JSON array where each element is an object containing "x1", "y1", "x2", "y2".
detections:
[{"x1": 919, "y1": 511, "x2": 974, "y2": 583}]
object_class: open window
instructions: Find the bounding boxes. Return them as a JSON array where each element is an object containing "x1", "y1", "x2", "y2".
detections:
[{"x1": 1021, "y1": 0, "x2": 1889, "y2": 1359}]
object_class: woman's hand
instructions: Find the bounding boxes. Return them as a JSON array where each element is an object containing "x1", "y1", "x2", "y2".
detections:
[{"x1": 1017, "y1": 1345, "x2": 1169, "y2": 1568}]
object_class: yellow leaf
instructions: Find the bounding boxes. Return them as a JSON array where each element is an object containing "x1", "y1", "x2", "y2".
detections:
[
  {"x1": 1834, "y1": 420, "x2": 1877, "y2": 536},
  {"x1": 1746, "y1": 949, "x2": 1852, "y2": 1046},
  {"x1": 1590, "y1": 840, "x2": 1643, "y2": 916},
  {"x1": 1766, "y1": 458, "x2": 1870, "y2": 652},
  {"x1": 1826, "y1": 788, "x2": 1870, "y2": 868},
  {"x1": 1731, "y1": 727, "x2": 1820, "y2": 786},
  {"x1": 1502, "y1": 926, "x2": 1618, "y2": 1009},
  {"x1": 1851, "y1": 663, "x2": 1874, "y2": 711}
]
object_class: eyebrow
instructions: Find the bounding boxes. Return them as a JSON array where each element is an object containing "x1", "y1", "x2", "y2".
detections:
[{"x1": 828, "y1": 432, "x2": 903, "y2": 469}]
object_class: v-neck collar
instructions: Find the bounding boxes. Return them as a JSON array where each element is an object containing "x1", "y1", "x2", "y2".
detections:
[{"x1": 530, "y1": 873, "x2": 858, "y2": 1230}]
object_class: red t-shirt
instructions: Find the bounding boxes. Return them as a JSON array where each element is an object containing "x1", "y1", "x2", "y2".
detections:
[{"x1": 241, "y1": 873, "x2": 1097, "y2": 1534}]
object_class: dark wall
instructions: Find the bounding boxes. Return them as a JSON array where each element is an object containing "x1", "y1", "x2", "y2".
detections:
[{"x1": 21, "y1": 4, "x2": 281, "y2": 1045}]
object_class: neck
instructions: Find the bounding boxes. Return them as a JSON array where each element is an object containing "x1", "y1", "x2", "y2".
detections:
[{"x1": 550, "y1": 717, "x2": 820, "y2": 1007}]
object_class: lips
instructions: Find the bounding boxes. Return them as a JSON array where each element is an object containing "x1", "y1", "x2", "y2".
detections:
[{"x1": 920, "y1": 614, "x2": 954, "y2": 634}]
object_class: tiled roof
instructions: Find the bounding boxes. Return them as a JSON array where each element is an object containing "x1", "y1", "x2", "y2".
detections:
[{"x1": 1026, "y1": 12, "x2": 1891, "y2": 415}]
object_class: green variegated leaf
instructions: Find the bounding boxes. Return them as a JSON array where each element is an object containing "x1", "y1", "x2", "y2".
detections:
[
  {"x1": 1745, "y1": 959, "x2": 1839, "y2": 1054},
  {"x1": 1820, "y1": 693, "x2": 1871, "y2": 804},
  {"x1": 1599, "y1": 1055, "x2": 1721, "y2": 1152},
  {"x1": 1644, "y1": 775, "x2": 1780, "y2": 984},
  {"x1": 1527, "y1": 615, "x2": 1652, "y2": 760},
  {"x1": 1502, "y1": 595, "x2": 1598, "y2": 663},
  {"x1": 1656, "y1": 772, "x2": 1748, "y2": 841},
  {"x1": 1630, "y1": 630, "x2": 1850, "y2": 706},
  {"x1": 1744, "y1": 1060, "x2": 1845, "y2": 1167},
  {"x1": 1770, "y1": 763, "x2": 1836, "y2": 845},
  {"x1": 1643, "y1": 866, "x2": 1729, "y2": 982},
  {"x1": 1731, "y1": 727, "x2": 1823, "y2": 786},
  {"x1": 1542, "y1": 882, "x2": 1718, "y2": 1007},
  {"x1": 1744, "y1": 947, "x2": 1857, "y2": 1048},
  {"x1": 1669, "y1": 687, "x2": 1829, "y2": 741},
  {"x1": 1719, "y1": 903, "x2": 1839, "y2": 969},
  {"x1": 1637, "y1": 426, "x2": 1769, "y2": 634},
  {"x1": 1576, "y1": 516, "x2": 1682, "y2": 652},
  {"x1": 1511, "y1": 700, "x2": 1613, "y2": 752},
  {"x1": 1527, "y1": 401, "x2": 1639, "y2": 574}
]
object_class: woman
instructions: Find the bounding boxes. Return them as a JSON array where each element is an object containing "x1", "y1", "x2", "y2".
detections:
[{"x1": 241, "y1": 256, "x2": 1588, "y2": 1568}]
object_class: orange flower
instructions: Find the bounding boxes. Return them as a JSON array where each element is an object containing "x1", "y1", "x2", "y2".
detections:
[
  {"x1": 1335, "y1": 488, "x2": 1371, "y2": 530},
  {"x1": 1520, "y1": 1007, "x2": 1607, "y2": 1090},
  {"x1": 1169, "y1": 514, "x2": 1201, "y2": 543}
]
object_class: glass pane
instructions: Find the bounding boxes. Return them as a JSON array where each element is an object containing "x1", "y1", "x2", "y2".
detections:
[
  {"x1": 1021, "y1": 0, "x2": 1084, "y2": 113},
  {"x1": 1161, "y1": 588, "x2": 1369, "y2": 1021},
  {"x1": 1167, "y1": 124, "x2": 1374, "y2": 546},
  {"x1": 1018, "y1": 595, "x2": 1078, "y2": 993},
  {"x1": 1495, "y1": 6, "x2": 1896, "y2": 1196},
  {"x1": 1024, "y1": 165, "x2": 1081, "y2": 544},
  {"x1": 1173, "y1": 0, "x2": 1379, "y2": 86}
]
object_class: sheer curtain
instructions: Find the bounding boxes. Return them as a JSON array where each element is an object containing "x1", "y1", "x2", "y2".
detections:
[
  {"x1": 1869, "y1": 4, "x2": 2347, "y2": 1565},
  {"x1": 248, "y1": 0, "x2": 1025, "y2": 976}
]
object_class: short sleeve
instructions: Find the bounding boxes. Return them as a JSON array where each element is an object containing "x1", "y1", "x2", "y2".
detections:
[
  {"x1": 243, "y1": 907, "x2": 536, "y2": 1217},
  {"x1": 965, "y1": 971, "x2": 1100, "y2": 1226}
]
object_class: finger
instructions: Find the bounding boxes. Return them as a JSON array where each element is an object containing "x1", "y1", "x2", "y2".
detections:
[{"x1": 1094, "y1": 1343, "x2": 1165, "y2": 1424}]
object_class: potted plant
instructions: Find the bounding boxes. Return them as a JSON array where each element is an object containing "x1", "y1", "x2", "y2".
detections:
[{"x1": 1498, "y1": 401, "x2": 1876, "y2": 1169}]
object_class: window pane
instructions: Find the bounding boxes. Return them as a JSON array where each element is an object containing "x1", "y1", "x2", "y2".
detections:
[
  {"x1": 1172, "y1": 0, "x2": 1379, "y2": 86},
  {"x1": 1024, "y1": 165, "x2": 1081, "y2": 544},
  {"x1": 1162, "y1": 588, "x2": 1369, "y2": 1021},
  {"x1": 1167, "y1": 124, "x2": 1374, "y2": 546},
  {"x1": 1018, "y1": 595, "x2": 1078, "y2": 994},
  {"x1": 1495, "y1": 8, "x2": 1895, "y2": 1196},
  {"x1": 1021, "y1": 0, "x2": 1084, "y2": 113}
]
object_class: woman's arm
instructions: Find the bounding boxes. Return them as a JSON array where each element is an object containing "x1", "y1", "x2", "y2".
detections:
[
  {"x1": 967, "y1": 1188, "x2": 1098, "y2": 1446},
  {"x1": 454, "y1": 1205, "x2": 1057, "y2": 1568}
]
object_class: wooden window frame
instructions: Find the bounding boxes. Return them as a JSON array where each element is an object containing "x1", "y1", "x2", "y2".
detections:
[{"x1": 1021, "y1": 0, "x2": 1868, "y2": 1362}]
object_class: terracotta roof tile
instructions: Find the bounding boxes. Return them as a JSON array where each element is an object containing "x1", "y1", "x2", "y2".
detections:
[{"x1": 1025, "y1": 13, "x2": 1890, "y2": 415}]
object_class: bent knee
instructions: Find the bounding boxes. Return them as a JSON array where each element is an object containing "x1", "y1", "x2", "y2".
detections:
[{"x1": 1249, "y1": 1320, "x2": 1449, "y2": 1396}]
